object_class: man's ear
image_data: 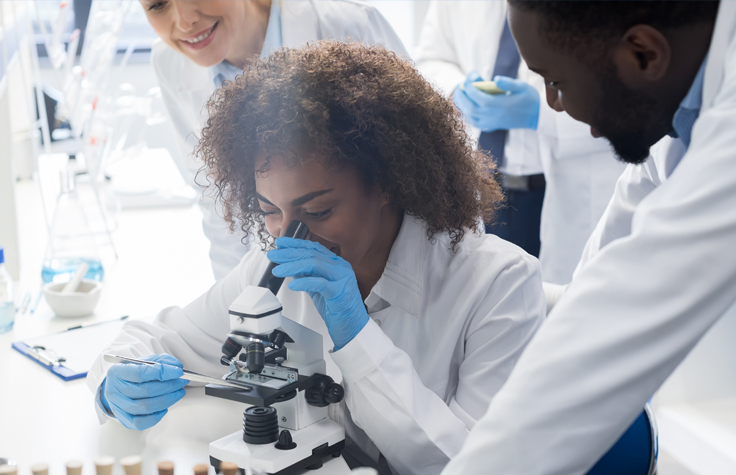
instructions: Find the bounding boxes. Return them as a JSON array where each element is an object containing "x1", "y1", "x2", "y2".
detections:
[
  {"x1": 613, "y1": 24, "x2": 671, "y2": 88},
  {"x1": 377, "y1": 188, "x2": 392, "y2": 208}
]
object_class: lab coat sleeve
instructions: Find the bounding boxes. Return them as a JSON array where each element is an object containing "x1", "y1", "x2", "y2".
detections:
[
  {"x1": 441, "y1": 79, "x2": 736, "y2": 475},
  {"x1": 151, "y1": 43, "x2": 200, "y2": 186},
  {"x1": 413, "y1": 2, "x2": 466, "y2": 97},
  {"x1": 86, "y1": 251, "x2": 268, "y2": 422},
  {"x1": 151, "y1": 43, "x2": 251, "y2": 280},
  {"x1": 331, "y1": 255, "x2": 544, "y2": 475},
  {"x1": 571, "y1": 156, "x2": 661, "y2": 280}
]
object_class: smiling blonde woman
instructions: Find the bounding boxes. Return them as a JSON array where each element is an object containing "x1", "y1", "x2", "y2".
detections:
[{"x1": 139, "y1": 0, "x2": 407, "y2": 280}]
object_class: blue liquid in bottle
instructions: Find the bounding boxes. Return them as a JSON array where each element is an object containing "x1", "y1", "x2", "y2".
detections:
[
  {"x1": 0, "y1": 302, "x2": 15, "y2": 333},
  {"x1": 0, "y1": 302, "x2": 14, "y2": 333},
  {"x1": 41, "y1": 257, "x2": 105, "y2": 284}
]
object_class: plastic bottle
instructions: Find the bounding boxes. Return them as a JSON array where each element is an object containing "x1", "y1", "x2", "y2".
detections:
[
  {"x1": 41, "y1": 157, "x2": 104, "y2": 284},
  {"x1": 0, "y1": 246, "x2": 15, "y2": 334}
]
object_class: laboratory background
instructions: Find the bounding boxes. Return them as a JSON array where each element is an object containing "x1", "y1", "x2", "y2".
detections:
[{"x1": 0, "y1": 2, "x2": 734, "y2": 475}]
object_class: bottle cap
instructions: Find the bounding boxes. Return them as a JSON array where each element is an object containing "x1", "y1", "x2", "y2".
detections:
[{"x1": 0, "y1": 246, "x2": 4, "y2": 264}]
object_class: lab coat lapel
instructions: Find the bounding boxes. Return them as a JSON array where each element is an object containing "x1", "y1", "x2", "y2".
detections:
[
  {"x1": 370, "y1": 215, "x2": 426, "y2": 318},
  {"x1": 655, "y1": 4, "x2": 736, "y2": 181},
  {"x1": 702, "y1": 1, "x2": 736, "y2": 110},
  {"x1": 175, "y1": 57, "x2": 212, "y2": 93}
]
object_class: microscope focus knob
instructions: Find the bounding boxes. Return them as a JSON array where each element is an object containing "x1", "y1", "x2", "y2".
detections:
[
  {"x1": 325, "y1": 382, "x2": 344, "y2": 405},
  {"x1": 306, "y1": 373, "x2": 344, "y2": 407},
  {"x1": 274, "y1": 430, "x2": 297, "y2": 450}
]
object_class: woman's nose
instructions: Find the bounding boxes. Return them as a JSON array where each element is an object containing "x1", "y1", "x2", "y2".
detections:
[
  {"x1": 172, "y1": 0, "x2": 201, "y2": 32},
  {"x1": 276, "y1": 213, "x2": 296, "y2": 238}
]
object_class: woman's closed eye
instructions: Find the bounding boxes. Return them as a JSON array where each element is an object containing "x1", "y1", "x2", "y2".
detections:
[
  {"x1": 146, "y1": 1, "x2": 168, "y2": 12},
  {"x1": 259, "y1": 208, "x2": 279, "y2": 217},
  {"x1": 304, "y1": 208, "x2": 334, "y2": 220}
]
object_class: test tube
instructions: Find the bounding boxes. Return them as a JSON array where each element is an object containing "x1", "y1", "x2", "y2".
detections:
[
  {"x1": 66, "y1": 460, "x2": 84, "y2": 475},
  {"x1": 193, "y1": 465, "x2": 209, "y2": 475},
  {"x1": 157, "y1": 461, "x2": 175, "y2": 475},
  {"x1": 31, "y1": 464, "x2": 49, "y2": 475},
  {"x1": 94, "y1": 456, "x2": 115, "y2": 475},
  {"x1": 121, "y1": 456, "x2": 142, "y2": 475},
  {"x1": 0, "y1": 465, "x2": 18, "y2": 475},
  {"x1": 218, "y1": 462, "x2": 238, "y2": 475}
]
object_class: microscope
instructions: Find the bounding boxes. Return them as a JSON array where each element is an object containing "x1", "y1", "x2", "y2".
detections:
[{"x1": 206, "y1": 221, "x2": 346, "y2": 475}]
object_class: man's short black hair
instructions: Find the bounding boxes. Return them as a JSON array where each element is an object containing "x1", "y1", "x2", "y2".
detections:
[{"x1": 509, "y1": 1, "x2": 719, "y2": 53}]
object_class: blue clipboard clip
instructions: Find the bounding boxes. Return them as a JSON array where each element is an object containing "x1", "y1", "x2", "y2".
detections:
[
  {"x1": 27, "y1": 345, "x2": 66, "y2": 366},
  {"x1": 11, "y1": 341, "x2": 85, "y2": 381}
]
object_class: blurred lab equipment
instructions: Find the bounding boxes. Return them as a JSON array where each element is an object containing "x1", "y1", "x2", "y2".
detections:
[
  {"x1": 42, "y1": 157, "x2": 104, "y2": 284},
  {"x1": 0, "y1": 247, "x2": 16, "y2": 334},
  {"x1": 61, "y1": 261, "x2": 88, "y2": 293},
  {"x1": 43, "y1": 279, "x2": 102, "y2": 318}
]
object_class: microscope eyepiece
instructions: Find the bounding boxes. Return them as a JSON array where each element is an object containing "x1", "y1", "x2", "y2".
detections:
[{"x1": 258, "y1": 220, "x2": 309, "y2": 295}]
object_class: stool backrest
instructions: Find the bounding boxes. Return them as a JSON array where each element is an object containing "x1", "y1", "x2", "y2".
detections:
[{"x1": 586, "y1": 404, "x2": 658, "y2": 475}]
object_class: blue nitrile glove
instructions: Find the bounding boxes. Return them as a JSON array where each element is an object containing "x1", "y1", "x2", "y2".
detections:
[
  {"x1": 268, "y1": 237, "x2": 370, "y2": 351},
  {"x1": 100, "y1": 354, "x2": 188, "y2": 430},
  {"x1": 452, "y1": 72, "x2": 540, "y2": 132}
]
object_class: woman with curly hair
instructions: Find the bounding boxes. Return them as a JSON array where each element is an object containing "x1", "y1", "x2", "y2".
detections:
[
  {"x1": 140, "y1": 0, "x2": 407, "y2": 280},
  {"x1": 89, "y1": 42, "x2": 545, "y2": 475}
]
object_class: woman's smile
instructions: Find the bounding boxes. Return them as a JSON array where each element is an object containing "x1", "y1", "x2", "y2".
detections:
[{"x1": 180, "y1": 21, "x2": 218, "y2": 50}]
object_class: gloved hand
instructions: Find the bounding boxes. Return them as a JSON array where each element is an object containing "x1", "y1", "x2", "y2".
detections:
[
  {"x1": 452, "y1": 72, "x2": 540, "y2": 132},
  {"x1": 100, "y1": 354, "x2": 188, "y2": 430},
  {"x1": 268, "y1": 237, "x2": 369, "y2": 351}
]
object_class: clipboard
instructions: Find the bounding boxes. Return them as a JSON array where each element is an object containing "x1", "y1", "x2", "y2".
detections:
[{"x1": 11, "y1": 318, "x2": 129, "y2": 381}]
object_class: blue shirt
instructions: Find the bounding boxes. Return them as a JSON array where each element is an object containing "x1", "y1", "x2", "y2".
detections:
[
  {"x1": 212, "y1": 0, "x2": 283, "y2": 88},
  {"x1": 669, "y1": 57, "x2": 707, "y2": 149}
]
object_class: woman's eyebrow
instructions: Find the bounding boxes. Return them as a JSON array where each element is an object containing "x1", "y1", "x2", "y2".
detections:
[
  {"x1": 256, "y1": 193, "x2": 275, "y2": 205},
  {"x1": 256, "y1": 189, "x2": 334, "y2": 207},
  {"x1": 291, "y1": 189, "x2": 334, "y2": 206}
]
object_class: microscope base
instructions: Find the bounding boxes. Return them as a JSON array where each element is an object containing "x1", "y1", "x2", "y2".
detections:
[{"x1": 209, "y1": 418, "x2": 345, "y2": 475}]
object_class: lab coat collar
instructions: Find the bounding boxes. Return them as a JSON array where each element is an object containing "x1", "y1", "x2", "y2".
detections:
[
  {"x1": 176, "y1": 57, "x2": 211, "y2": 93},
  {"x1": 366, "y1": 214, "x2": 428, "y2": 318},
  {"x1": 702, "y1": 1, "x2": 736, "y2": 110}
]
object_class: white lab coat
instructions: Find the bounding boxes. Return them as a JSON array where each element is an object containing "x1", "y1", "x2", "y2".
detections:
[
  {"x1": 413, "y1": 1, "x2": 626, "y2": 284},
  {"x1": 442, "y1": 3, "x2": 736, "y2": 474},
  {"x1": 88, "y1": 214, "x2": 545, "y2": 475},
  {"x1": 152, "y1": 0, "x2": 408, "y2": 280}
]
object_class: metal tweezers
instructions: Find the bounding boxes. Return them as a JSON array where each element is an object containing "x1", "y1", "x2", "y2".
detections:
[{"x1": 104, "y1": 354, "x2": 253, "y2": 391}]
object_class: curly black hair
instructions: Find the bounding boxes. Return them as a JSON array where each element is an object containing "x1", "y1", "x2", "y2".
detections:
[
  {"x1": 196, "y1": 41, "x2": 502, "y2": 250},
  {"x1": 509, "y1": 1, "x2": 719, "y2": 57}
]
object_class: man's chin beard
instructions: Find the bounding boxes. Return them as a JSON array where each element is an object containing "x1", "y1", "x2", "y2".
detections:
[
  {"x1": 602, "y1": 132, "x2": 653, "y2": 165},
  {"x1": 593, "y1": 69, "x2": 674, "y2": 165}
]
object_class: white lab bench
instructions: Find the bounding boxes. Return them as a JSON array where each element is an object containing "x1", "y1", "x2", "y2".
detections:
[
  {"x1": 0, "y1": 179, "x2": 350, "y2": 475},
  {"x1": 652, "y1": 306, "x2": 736, "y2": 474}
]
